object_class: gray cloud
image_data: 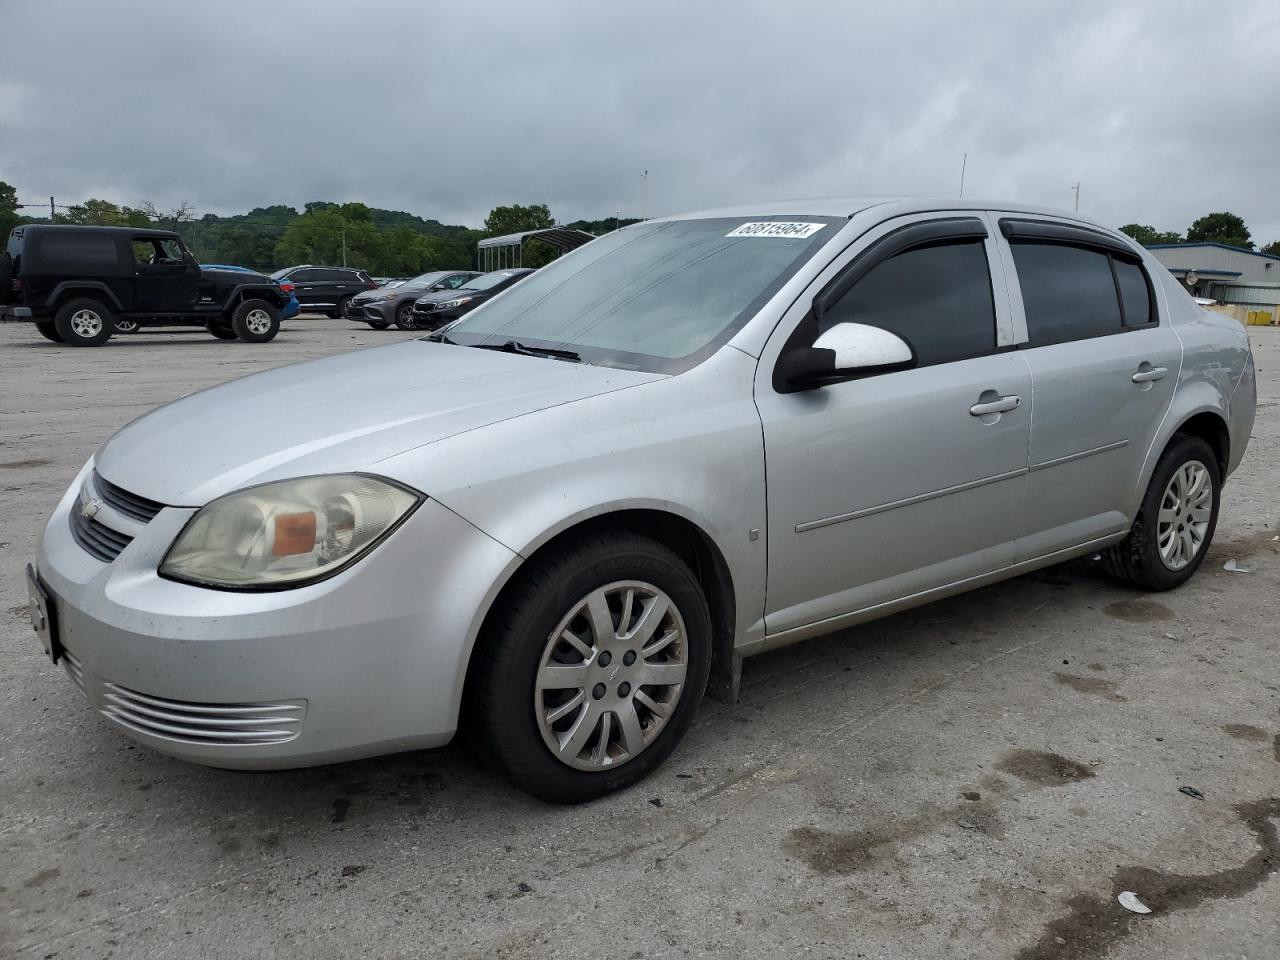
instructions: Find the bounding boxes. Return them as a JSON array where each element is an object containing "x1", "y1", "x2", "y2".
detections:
[{"x1": 3, "y1": 0, "x2": 1279, "y2": 241}]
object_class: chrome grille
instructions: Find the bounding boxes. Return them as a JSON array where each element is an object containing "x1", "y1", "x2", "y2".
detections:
[
  {"x1": 93, "y1": 471, "x2": 165, "y2": 522},
  {"x1": 100, "y1": 683, "x2": 306, "y2": 745},
  {"x1": 69, "y1": 508, "x2": 133, "y2": 562}
]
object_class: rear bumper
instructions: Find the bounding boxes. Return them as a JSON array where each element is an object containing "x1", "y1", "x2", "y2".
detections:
[{"x1": 0, "y1": 305, "x2": 33, "y2": 320}]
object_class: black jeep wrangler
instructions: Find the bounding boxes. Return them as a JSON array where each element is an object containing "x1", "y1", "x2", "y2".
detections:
[{"x1": 0, "y1": 224, "x2": 290, "y2": 346}]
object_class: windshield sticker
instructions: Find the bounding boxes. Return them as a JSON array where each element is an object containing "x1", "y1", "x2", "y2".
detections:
[{"x1": 726, "y1": 222, "x2": 826, "y2": 239}]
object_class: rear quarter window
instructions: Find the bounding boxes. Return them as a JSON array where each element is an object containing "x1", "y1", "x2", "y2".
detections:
[
  {"x1": 39, "y1": 233, "x2": 119, "y2": 270},
  {"x1": 1113, "y1": 258, "x2": 1154, "y2": 326}
]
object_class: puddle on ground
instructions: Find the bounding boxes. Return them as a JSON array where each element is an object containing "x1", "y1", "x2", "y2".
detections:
[
  {"x1": 1102, "y1": 599, "x2": 1172, "y2": 623},
  {"x1": 1054, "y1": 672, "x2": 1128, "y2": 703},
  {"x1": 996, "y1": 750, "x2": 1095, "y2": 787},
  {"x1": 1017, "y1": 798, "x2": 1280, "y2": 960},
  {"x1": 1222, "y1": 723, "x2": 1269, "y2": 742}
]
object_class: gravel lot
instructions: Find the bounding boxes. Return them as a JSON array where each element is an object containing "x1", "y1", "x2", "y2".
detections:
[{"x1": 2, "y1": 316, "x2": 1278, "y2": 960}]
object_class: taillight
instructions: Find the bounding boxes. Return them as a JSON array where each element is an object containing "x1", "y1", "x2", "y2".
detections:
[{"x1": 279, "y1": 282, "x2": 295, "y2": 293}]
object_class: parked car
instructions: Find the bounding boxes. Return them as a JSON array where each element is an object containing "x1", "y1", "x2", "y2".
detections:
[
  {"x1": 203, "y1": 265, "x2": 300, "y2": 320},
  {"x1": 349, "y1": 270, "x2": 481, "y2": 330},
  {"x1": 0, "y1": 224, "x2": 291, "y2": 345},
  {"x1": 269, "y1": 265, "x2": 377, "y2": 318},
  {"x1": 28, "y1": 199, "x2": 1255, "y2": 803},
  {"x1": 410, "y1": 268, "x2": 533, "y2": 328}
]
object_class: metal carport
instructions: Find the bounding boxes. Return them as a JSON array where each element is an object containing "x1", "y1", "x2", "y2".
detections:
[{"x1": 476, "y1": 227, "x2": 597, "y2": 270}]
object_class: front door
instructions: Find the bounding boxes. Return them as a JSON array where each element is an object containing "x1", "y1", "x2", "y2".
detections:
[
  {"x1": 756, "y1": 215, "x2": 1032, "y2": 642},
  {"x1": 131, "y1": 237, "x2": 199, "y2": 312},
  {"x1": 997, "y1": 224, "x2": 1182, "y2": 558}
]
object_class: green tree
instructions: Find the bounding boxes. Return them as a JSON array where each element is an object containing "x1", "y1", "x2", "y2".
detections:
[
  {"x1": 1118, "y1": 223, "x2": 1182, "y2": 246},
  {"x1": 1262, "y1": 239, "x2": 1280, "y2": 258},
  {"x1": 274, "y1": 206, "x2": 381, "y2": 269},
  {"x1": 60, "y1": 198, "x2": 149, "y2": 227},
  {"x1": 1186, "y1": 212, "x2": 1252, "y2": 249},
  {"x1": 484, "y1": 203, "x2": 554, "y2": 236},
  {"x1": 0, "y1": 180, "x2": 18, "y2": 240}
]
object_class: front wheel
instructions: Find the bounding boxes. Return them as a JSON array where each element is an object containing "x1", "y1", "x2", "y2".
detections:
[
  {"x1": 53, "y1": 298, "x2": 113, "y2": 347},
  {"x1": 473, "y1": 532, "x2": 711, "y2": 803},
  {"x1": 230, "y1": 299, "x2": 280, "y2": 343},
  {"x1": 1101, "y1": 434, "x2": 1221, "y2": 591},
  {"x1": 113, "y1": 318, "x2": 139, "y2": 334},
  {"x1": 394, "y1": 303, "x2": 417, "y2": 331}
]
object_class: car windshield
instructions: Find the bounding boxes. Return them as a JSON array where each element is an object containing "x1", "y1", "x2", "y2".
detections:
[
  {"x1": 402, "y1": 271, "x2": 447, "y2": 288},
  {"x1": 444, "y1": 217, "x2": 839, "y2": 372},
  {"x1": 458, "y1": 270, "x2": 525, "y2": 293}
]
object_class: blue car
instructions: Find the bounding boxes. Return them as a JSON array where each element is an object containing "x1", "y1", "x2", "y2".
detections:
[{"x1": 201, "y1": 265, "x2": 300, "y2": 320}]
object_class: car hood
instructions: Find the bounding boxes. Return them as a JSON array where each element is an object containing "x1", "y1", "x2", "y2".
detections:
[
  {"x1": 353, "y1": 286, "x2": 424, "y2": 304},
  {"x1": 414, "y1": 288, "x2": 478, "y2": 305},
  {"x1": 94, "y1": 342, "x2": 664, "y2": 506}
]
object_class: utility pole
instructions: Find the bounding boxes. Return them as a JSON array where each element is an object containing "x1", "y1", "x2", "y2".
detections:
[
  {"x1": 959, "y1": 154, "x2": 967, "y2": 198},
  {"x1": 641, "y1": 170, "x2": 648, "y2": 220},
  {"x1": 341, "y1": 221, "x2": 347, "y2": 267},
  {"x1": 1070, "y1": 182, "x2": 1081, "y2": 212},
  {"x1": 50, "y1": 196, "x2": 55, "y2": 220}
]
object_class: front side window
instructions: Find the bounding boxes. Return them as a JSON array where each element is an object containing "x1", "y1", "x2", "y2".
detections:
[
  {"x1": 819, "y1": 239, "x2": 997, "y2": 366},
  {"x1": 1012, "y1": 243, "x2": 1123, "y2": 344},
  {"x1": 445, "y1": 216, "x2": 840, "y2": 372},
  {"x1": 132, "y1": 237, "x2": 184, "y2": 266}
]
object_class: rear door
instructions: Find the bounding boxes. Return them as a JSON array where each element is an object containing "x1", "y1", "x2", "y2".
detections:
[
  {"x1": 997, "y1": 218, "x2": 1181, "y2": 558},
  {"x1": 289, "y1": 268, "x2": 326, "y2": 308},
  {"x1": 755, "y1": 213, "x2": 1032, "y2": 642}
]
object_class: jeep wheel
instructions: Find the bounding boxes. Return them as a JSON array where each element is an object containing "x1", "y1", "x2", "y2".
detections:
[
  {"x1": 54, "y1": 298, "x2": 113, "y2": 347},
  {"x1": 113, "y1": 318, "x2": 140, "y2": 334},
  {"x1": 35, "y1": 320, "x2": 64, "y2": 343},
  {"x1": 230, "y1": 299, "x2": 280, "y2": 343},
  {"x1": 206, "y1": 319, "x2": 238, "y2": 340}
]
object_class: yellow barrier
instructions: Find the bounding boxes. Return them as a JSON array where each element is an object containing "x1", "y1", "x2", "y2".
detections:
[{"x1": 1246, "y1": 310, "x2": 1277, "y2": 326}]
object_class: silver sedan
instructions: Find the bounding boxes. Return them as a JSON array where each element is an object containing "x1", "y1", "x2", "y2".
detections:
[{"x1": 30, "y1": 198, "x2": 1255, "y2": 802}]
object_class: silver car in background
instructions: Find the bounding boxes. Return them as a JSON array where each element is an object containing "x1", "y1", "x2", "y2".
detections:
[{"x1": 30, "y1": 198, "x2": 1255, "y2": 802}]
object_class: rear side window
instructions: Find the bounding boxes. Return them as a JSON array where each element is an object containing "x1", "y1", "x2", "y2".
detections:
[
  {"x1": 819, "y1": 239, "x2": 997, "y2": 366},
  {"x1": 1012, "y1": 243, "x2": 1122, "y2": 343},
  {"x1": 322, "y1": 269, "x2": 357, "y2": 282},
  {"x1": 41, "y1": 233, "x2": 118, "y2": 269},
  {"x1": 1113, "y1": 258, "x2": 1153, "y2": 326}
]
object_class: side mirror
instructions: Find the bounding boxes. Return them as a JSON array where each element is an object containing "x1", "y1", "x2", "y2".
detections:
[{"x1": 777, "y1": 322, "x2": 914, "y2": 390}]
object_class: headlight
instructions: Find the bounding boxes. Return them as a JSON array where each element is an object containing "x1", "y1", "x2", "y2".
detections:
[
  {"x1": 370, "y1": 292, "x2": 398, "y2": 302},
  {"x1": 438, "y1": 296, "x2": 474, "y2": 309},
  {"x1": 160, "y1": 474, "x2": 421, "y2": 590}
]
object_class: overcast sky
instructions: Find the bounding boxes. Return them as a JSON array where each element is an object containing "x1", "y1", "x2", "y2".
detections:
[{"x1": 3, "y1": 0, "x2": 1279, "y2": 241}]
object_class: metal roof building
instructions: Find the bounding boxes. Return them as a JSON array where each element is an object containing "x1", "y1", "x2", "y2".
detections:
[{"x1": 1147, "y1": 242, "x2": 1280, "y2": 299}]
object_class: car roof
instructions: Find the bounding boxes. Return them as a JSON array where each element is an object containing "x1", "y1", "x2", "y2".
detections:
[
  {"x1": 16, "y1": 223, "x2": 179, "y2": 238},
  {"x1": 653, "y1": 196, "x2": 1114, "y2": 232}
]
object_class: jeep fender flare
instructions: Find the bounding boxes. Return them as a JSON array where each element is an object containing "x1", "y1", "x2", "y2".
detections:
[
  {"x1": 48, "y1": 281, "x2": 124, "y2": 312},
  {"x1": 222, "y1": 284, "x2": 286, "y2": 314}
]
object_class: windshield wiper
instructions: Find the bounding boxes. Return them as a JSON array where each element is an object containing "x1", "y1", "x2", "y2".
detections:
[
  {"x1": 423, "y1": 330, "x2": 456, "y2": 344},
  {"x1": 476, "y1": 340, "x2": 582, "y2": 362}
]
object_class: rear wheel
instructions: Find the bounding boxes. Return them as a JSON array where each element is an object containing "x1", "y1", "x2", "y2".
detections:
[
  {"x1": 394, "y1": 302, "x2": 416, "y2": 331},
  {"x1": 1101, "y1": 434, "x2": 1220, "y2": 591},
  {"x1": 35, "y1": 320, "x2": 63, "y2": 342},
  {"x1": 230, "y1": 299, "x2": 280, "y2": 343},
  {"x1": 337, "y1": 296, "x2": 354, "y2": 319},
  {"x1": 53, "y1": 298, "x2": 113, "y2": 347},
  {"x1": 474, "y1": 532, "x2": 711, "y2": 803}
]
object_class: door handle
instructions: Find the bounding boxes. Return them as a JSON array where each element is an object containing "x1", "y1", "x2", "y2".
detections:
[
  {"x1": 1131, "y1": 365, "x2": 1168, "y2": 383},
  {"x1": 969, "y1": 395, "x2": 1021, "y2": 417}
]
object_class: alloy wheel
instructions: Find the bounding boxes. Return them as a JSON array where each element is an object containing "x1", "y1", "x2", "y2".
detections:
[
  {"x1": 245, "y1": 309, "x2": 272, "y2": 335},
  {"x1": 534, "y1": 580, "x2": 688, "y2": 771},
  {"x1": 1157, "y1": 460, "x2": 1212, "y2": 571},
  {"x1": 71, "y1": 309, "x2": 103, "y2": 338}
]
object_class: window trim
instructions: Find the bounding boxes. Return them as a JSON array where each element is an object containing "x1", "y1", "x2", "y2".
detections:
[
  {"x1": 773, "y1": 219, "x2": 1001, "y2": 393},
  {"x1": 1008, "y1": 235, "x2": 1159, "y2": 348}
]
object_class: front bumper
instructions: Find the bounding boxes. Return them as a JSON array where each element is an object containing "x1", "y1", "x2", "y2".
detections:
[
  {"x1": 34, "y1": 463, "x2": 518, "y2": 769},
  {"x1": 354, "y1": 300, "x2": 394, "y2": 323}
]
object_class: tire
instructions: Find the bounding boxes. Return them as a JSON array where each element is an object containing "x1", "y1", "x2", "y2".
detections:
[
  {"x1": 230, "y1": 299, "x2": 280, "y2": 343},
  {"x1": 206, "y1": 319, "x2": 238, "y2": 340},
  {"x1": 474, "y1": 531, "x2": 712, "y2": 803},
  {"x1": 35, "y1": 320, "x2": 63, "y2": 343},
  {"x1": 394, "y1": 302, "x2": 416, "y2": 331},
  {"x1": 367, "y1": 319, "x2": 391, "y2": 330},
  {"x1": 337, "y1": 296, "x2": 354, "y2": 319},
  {"x1": 1101, "y1": 434, "x2": 1221, "y2": 591},
  {"x1": 53, "y1": 298, "x2": 113, "y2": 347},
  {"x1": 113, "y1": 318, "x2": 140, "y2": 334}
]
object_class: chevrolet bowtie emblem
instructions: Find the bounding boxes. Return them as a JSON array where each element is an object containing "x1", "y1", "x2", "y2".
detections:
[{"x1": 81, "y1": 498, "x2": 103, "y2": 520}]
